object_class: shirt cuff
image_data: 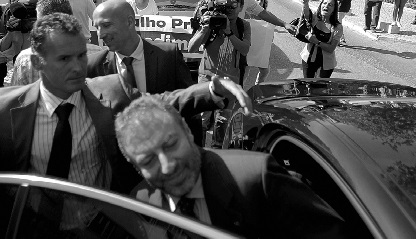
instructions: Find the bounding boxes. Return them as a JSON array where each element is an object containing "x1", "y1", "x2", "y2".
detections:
[{"x1": 209, "y1": 81, "x2": 225, "y2": 108}]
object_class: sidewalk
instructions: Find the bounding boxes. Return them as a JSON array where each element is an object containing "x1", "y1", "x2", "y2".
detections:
[{"x1": 296, "y1": 0, "x2": 416, "y2": 44}]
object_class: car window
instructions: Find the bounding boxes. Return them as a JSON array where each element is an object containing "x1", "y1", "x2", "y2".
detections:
[
  {"x1": 269, "y1": 139, "x2": 374, "y2": 238},
  {"x1": 2, "y1": 184, "x2": 210, "y2": 239}
]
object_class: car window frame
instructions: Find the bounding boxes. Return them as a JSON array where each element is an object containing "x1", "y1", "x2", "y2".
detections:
[{"x1": 0, "y1": 174, "x2": 241, "y2": 239}]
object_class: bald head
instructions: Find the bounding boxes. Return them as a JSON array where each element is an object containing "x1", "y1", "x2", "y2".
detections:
[
  {"x1": 95, "y1": 0, "x2": 135, "y2": 17},
  {"x1": 93, "y1": 0, "x2": 139, "y2": 55}
]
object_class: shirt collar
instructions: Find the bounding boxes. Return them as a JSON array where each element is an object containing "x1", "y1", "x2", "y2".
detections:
[
  {"x1": 39, "y1": 80, "x2": 83, "y2": 118},
  {"x1": 115, "y1": 35, "x2": 144, "y2": 65},
  {"x1": 166, "y1": 173, "x2": 205, "y2": 210}
]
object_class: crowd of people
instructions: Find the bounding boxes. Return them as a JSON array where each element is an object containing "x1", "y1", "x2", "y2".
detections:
[{"x1": 0, "y1": 0, "x2": 396, "y2": 238}]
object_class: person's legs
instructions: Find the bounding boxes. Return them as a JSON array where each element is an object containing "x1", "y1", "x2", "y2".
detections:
[
  {"x1": 363, "y1": 0, "x2": 373, "y2": 30},
  {"x1": 302, "y1": 60, "x2": 319, "y2": 78},
  {"x1": 338, "y1": 12, "x2": 347, "y2": 43},
  {"x1": 198, "y1": 74, "x2": 213, "y2": 146},
  {"x1": 319, "y1": 68, "x2": 334, "y2": 78},
  {"x1": 392, "y1": 0, "x2": 400, "y2": 25},
  {"x1": 372, "y1": 1, "x2": 383, "y2": 29},
  {"x1": 0, "y1": 63, "x2": 7, "y2": 87},
  {"x1": 212, "y1": 100, "x2": 233, "y2": 148},
  {"x1": 397, "y1": 0, "x2": 408, "y2": 26}
]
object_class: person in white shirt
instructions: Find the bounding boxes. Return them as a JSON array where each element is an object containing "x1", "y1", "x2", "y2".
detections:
[
  {"x1": 127, "y1": 0, "x2": 159, "y2": 15},
  {"x1": 239, "y1": 0, "x2": 295, "y2": 33},
  {"x1": 69, "y1": 0, "x2": 96, "y2": 40}
]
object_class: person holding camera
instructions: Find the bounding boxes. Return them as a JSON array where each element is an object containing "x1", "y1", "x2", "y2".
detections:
[
  {"x1": 189, "y1": 0, "x2": 250, "y2": 84},
  {"x1": 188, "y1": 0, "x2": 250, "y2": 148}
]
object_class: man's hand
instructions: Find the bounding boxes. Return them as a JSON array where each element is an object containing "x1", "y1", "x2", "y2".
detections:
[
  {"x1": 211, "y1": 75, "x2": 253, "y2": 116},
  {"x1": 6, "y1": 16, "x2": 20, "y2": 30},
  {"x1": 284, "y1": 23, "x2": 296, "y2": 35}
]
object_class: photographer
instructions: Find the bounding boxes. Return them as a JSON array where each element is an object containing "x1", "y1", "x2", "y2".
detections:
[
  {"x1": 188, "y1": 0, "x2": 250, "y2": 148},
  {"x1": 2, "y1": 0, "x2": 37, "y2": 52},
  {"x1": 0, "y1": 0, "x2": 37, "y2": 86},
  {"x1": 189, "y1": 0, "x2": 250, "y2": 83}
]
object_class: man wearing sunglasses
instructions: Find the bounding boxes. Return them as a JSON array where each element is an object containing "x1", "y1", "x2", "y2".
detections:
[{"x1": 188, "y1": 0, "x2": 250, "y2": 148}]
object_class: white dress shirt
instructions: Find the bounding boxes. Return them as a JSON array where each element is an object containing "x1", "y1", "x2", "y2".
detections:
[
  {"x1": 30, "y1": 81, "x2": 112, "y2": 188},
  {"x1": 114, "y1": 36, "x2": 224, "y2": 106},
  {"x1": 69, "y1": 0, "x2": 96, "y2": 39},
  {"x1": 29, "y1": 82, "x2": 111, "y2": 229},
  {"x1": 115, "y1": 36, "x2": 147, "y2": 92}
]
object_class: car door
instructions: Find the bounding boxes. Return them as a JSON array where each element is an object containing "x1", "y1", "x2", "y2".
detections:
[{"x1": 0, "y1": 174, "x2": 240, "y2": 239}]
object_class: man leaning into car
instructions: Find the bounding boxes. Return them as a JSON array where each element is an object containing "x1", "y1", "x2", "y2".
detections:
[{"x1": 116, "y1": 95, "x2": 348, "y2": 239}]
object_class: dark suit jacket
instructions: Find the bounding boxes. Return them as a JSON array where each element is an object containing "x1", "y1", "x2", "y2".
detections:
[
  {"x1": 87, "y1": 39, "x2": 194, "y2": 92},
  {"x1": 0, "y1": 75, "x2": 217, "y2": 194},
  {"x1": 135, "y1": 148, "x2": 347, "y2": 239},
  {"x1": 87, "y1": 39, "x2": 204, "y2": 145}
]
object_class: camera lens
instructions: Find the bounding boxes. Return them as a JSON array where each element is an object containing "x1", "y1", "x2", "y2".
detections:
[{"x1": 9, "y1": 2, "x2": 28, "y2": 19}]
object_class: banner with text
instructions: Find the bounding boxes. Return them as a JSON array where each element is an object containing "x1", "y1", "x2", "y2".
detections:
[{"x1": 90, "y1": 15, "x2": 203, "y2": 58}]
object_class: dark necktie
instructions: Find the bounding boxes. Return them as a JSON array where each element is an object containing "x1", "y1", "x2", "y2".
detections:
[
  {"x1": 122, "y1": 57, "x2": 137, "y2": 88},
  {"x1": 176, "y1": 197, "x2": 197, "y2": 219},
  {"x1": 40, "y1": 103, "x2": 74, "y2": 232},
  {"x1": 46, "y1": 103, "x2": 74, "y2": 178}
]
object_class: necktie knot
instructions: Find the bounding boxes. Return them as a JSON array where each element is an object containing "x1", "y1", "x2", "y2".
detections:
[
  {"x1": 55, "y1": 103, "x2": 74, "y2": 121},
  {"x1": 123, "y1": 57, "x2": 134, "y2": 66}
]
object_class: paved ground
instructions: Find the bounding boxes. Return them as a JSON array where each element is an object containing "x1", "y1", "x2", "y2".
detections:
[{"x1": 296, "y1": 0, "x2": 416, "y2": 44}]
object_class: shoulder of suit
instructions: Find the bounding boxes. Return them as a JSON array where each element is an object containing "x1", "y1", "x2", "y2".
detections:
[
  {"x1": 144, "y1": 38, "x2": 177, "y2": 51},
  {"x1": 85, "y1": 74, "x2": 123, "y2": 98},
  {"x1": 87, "y1": 48, "x2": 110, "y2": 62},
  {"x1": 0, "y1": 81, "x2": 39, "y2": 108}
]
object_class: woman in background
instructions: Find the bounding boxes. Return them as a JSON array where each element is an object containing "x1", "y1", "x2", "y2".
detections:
[{"x1": 300, "y1": 0, "x2": 343, "y2": 78}]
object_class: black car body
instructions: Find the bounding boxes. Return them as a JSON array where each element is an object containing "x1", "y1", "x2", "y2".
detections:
[{"x1": 224, "y1": 78, "x2": 416, "y2": 238}]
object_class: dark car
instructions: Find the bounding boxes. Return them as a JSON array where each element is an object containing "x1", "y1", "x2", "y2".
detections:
[
  {"x1": 0, "y1": 174, "x2": 240, "y2": 239},
  {"x1": 223, "y1": 78, "x2": 416, "y2": 239}
]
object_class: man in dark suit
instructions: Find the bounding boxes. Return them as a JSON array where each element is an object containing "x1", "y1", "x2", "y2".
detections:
[
  {"x1": 88, "y1": 0, "x2": 204, "y2": 144},
  {"x1": 88, "y1": 0, "x2": 193, "y2": 89},
  {"x1": 0, "y1": 13, "x2": 252, "y2": 193},
  {"x1": 115, "y1": 95, "x2": 348, "y2": 239}
]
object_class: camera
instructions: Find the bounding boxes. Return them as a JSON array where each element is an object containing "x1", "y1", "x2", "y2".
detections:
[
  {"x1": 202, "y1": 0, "x2": 228, "y2": 30},
  {"x1": 192, "y1": 0, "x2": 232, "y2": 31},
  {"x1": 4, "y1": 0, "x2": 37, "y2": 33}
]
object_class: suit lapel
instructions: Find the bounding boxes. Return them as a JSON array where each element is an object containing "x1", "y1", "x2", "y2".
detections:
[
  {"x1": 82, "y1": 84, "x2": 117, "y2": 159},
  {"x1": 106, "y1": 51, "x2": 118, "y2": 75},
  {"x1": 143, "y1": 39, "x2": 157, "y2": 93},
  {"x1": 200, "y1": 148, "x2": 244, "y2": 235},
  {"x1": 10, "y1": 82, "x2": 41, "y2": 171}
]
